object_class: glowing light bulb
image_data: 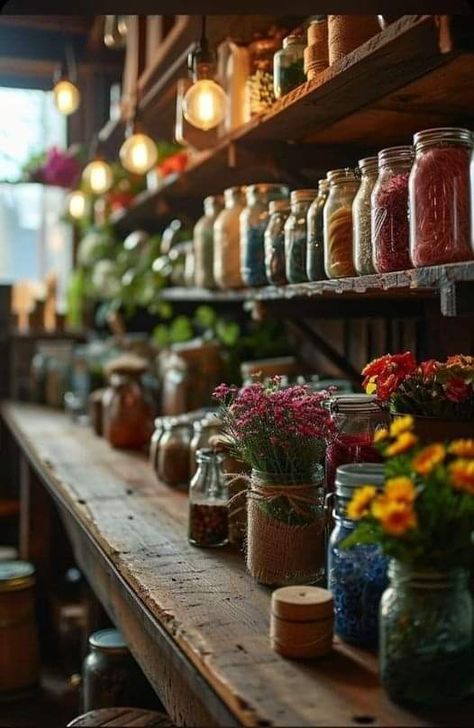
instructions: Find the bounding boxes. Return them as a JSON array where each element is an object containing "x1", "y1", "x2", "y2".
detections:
[
  {"x1": 53, "y1": 79, "x2": 80, "y2": 115},
  {"x1": 183, "y1": 79, "x2": 227, "y2": 131},
  {"x1": 119, "y1": 133, "x2": 157, "y2": 174},
  {"x1": 67, "y1": 190, "x2": 87, "y2": 219},
  {"x1": 82, "y1": 160, "x2": 114, "y2": 195}
]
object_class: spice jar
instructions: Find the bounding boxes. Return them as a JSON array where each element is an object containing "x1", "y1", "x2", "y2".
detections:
[
  {"x1": 189, "y1": 416, "x2": 222, "y2": 477},
  {"x1": 214, "y1": 186, "x2": 246, "y2": 289},
  {"x1": 326, "y1": 394, "x2": 388, "y2": 492},
  {"x1": 270, "y1": 586, "x2": 334, "y2": 659},
  {"x1": 324, "y1": 168, "x2": 359, "y2": 278},
  {"x1": 264, "y1": 199, "x2": 291, "y2": 285},
  {"x1": 247, "y1": 34, "x2": 279, "y2": 115},
  {"x1": 353, "y1": 156, "x2": 378, "y2": 275},
  {"x1": 158, "y1": 418, "x2": 192, "y2": 487},
  {"x1": 193, "y1": 195, "x2": 224, "y2": 289},
  {"x1": 328, "y1": 463, "x2": 388, "y2": 647},
  {"x1": 188, "y1": 449, "x2": 228, "y2": 547},
  {"x1": 409, "y1": 127, "x2": 473, "y2": 267},
  {"x1": 285, "y1": 189, "x2": 317, "y2": 284},
  {"x1": 273, "y1": 34, "x2": 306, "y2": 99},
  {"x1": 372, "y1": 146, "x2": 414, "y2": 273},
  {"x1": 241, "y1": 183, "x2": 289, "y2": 287},
  {"x1": 306, "y1": 179, "x2": 329, "y2": 281}
]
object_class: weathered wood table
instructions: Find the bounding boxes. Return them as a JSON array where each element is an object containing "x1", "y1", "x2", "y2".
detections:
[{"x1": 2, "y1": 403, "x2": 472, "y2": 727}]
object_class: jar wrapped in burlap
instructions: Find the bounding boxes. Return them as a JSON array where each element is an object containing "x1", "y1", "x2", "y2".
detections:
[{"x1": 328, "y1": 15, "x2": 380, "y2": 65}]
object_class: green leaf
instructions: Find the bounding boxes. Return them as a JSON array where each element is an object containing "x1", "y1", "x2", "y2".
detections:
[
  {"x1": 340, "y1": 520, "x2": 380, "y2": 549},
  {"x1": 152, "y1": 324, "x2": 170, "y2": 348},
  {"x1": 169, "y1": 315, "x2": 193, "y2": 343},
  {"x1": 194, "y1": 305, "x2": 217, "y2": 329},
  {"x1": 216, "y1": 320, "x2": 240, "y2": 347}
]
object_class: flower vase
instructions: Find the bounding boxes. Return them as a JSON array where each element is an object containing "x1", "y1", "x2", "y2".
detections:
[{"x1": 392, "y1": 413, "x2": 473, "y2": 441}]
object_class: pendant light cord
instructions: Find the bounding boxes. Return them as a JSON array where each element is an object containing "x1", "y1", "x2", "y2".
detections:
[{"x1": 65, "y1": 44, "x2": 77, "y2": 83}]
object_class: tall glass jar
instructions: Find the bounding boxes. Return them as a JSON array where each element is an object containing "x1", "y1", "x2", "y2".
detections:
[
  {"x1": 264, "y1": 199, "x2": 290, "y2": 285},
  {"x1": 380, "y1": 562, "x2": 473, "y2": 708},
  {"x1": 328, "y1": 463, "x2": 388, "y2": 647},
  {"x1": 193, "y1": 195, "x2": 223, "y2": 289},
  {"x1": 247, "y1": 35, "x2": 279, "y2": 115},
  {"x1": 214, "y1": 186, "x2": 246, "y2": 289},
  {"x1": 326, "y1": 394, "x2": 388, "y2": 491},
  {"x1": 240, "y1": 183, "x2": 289, "y2": 287},
  {"x1": 324, "y1": 168, "x2": 359, "y2": 278},
  {"x1": 353, "y1": 156, "x2": 378, "y2": 275},
  {"x1": 189, "y1": 417, "x2": 223, "y2": 478},
  {"x1": 188, "y1": 449, "x2": 228, "y2": 547},
  {"x1": 273, "y1": 34, "x2": 306, "y2": 99},
  {"x1": 157, "y1": 419, "x2": 193, "y2": 487},
  {"x1": 284, "y1": 189, "x2": 317, "y2": 284},
  {"x1": 372, "y1": 146, "x2": 414, "y2": 273},
  {"x1": 409, "y1": 127, "x2": 473, "y2": 267},
  {"x1": 306, "y1": 178, "x2": 329, "y2": 281},
  {"x1": 102, "y1": 364, "x2": 154, "y2": 450}
]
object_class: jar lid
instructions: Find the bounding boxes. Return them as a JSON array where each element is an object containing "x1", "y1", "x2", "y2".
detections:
[
  {"x1": 164, "y1": 418, "x2": 193, "y2": 432},
  {"x1": 246, "y1": 183, "x2": 289, "y2": 199},
  {"x1": 327, "y1": 168, "x2": 358, "y2": 184},
  {"x1": 195, "y1": 448, "x2": 225, "y2": 463},
  {"x1": 105, "y1": 354, "x2": 148, "y2": 378},
  {"x1": 358, "y1": 156, "x2": 378, "y2": 173},
  {"x1": 378, "y1": 145, "x2": 414, "y2": 166},
  {"x1": 224, "y1": 186, "x2": 246, "y2": 202},
  {"x1": 0, "y1": 561, "x2": 35, "y2": 592},
  {"x1": 269, "y1": 199, "x2": 290, "y2": 214},
  {"x1": 194, "y1": 416, "x2": 222, "y2": 432},
  {"x1": 290, "y1": 189, "x2": 317, "y2": 204},
  {"x1": 330, "y1": 393, "x2": 381, "y2": 414},
  {"x1": 413, "y1": 127, "x2": 472, "y2": 150},
  {"x1": 283, "y1": 34, "x2": 305, "y2": 48},
  {"x1": 317, "y1": 178, "x2": 329, "y2": 191},
  {"x1": 335, "y1": 463, "x2": 385, "y2": 516},
  {"x1": 204, "y1": 194, "x2": 224, "y2": 208},
  {"x1": 89, "y1": 628, "x2": 128, "y2": 654},
  {"x1": 272, "y1": 586, "x2": 333, "y2": 622}
]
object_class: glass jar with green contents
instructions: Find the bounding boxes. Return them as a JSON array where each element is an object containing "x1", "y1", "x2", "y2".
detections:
[
  {"x1": 324, "y1": 168, "x2": 359, "y2": 278},
  {"x1": 285, "y1": 189, "x2": 317, "y2": 284},
  {"x1": 193, "y1": 195, "x2": 223, "y2": 289},
  {"x1": 306, "y1": 178, "x2": 329, "y2": 281},
  {"x1": 353, "y1": 157, "x2": 378, "y2": 275},
  {"x1": 273, "y1": 34, "x2": 306, "y2": 99}
]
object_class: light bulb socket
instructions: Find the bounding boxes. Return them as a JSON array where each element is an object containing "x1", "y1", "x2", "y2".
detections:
[
  {"x1": 188, "y1": 37, "x2": 216, "y2": 81},
  {"x1": 53, "y1": 63, "x2": 68, "y2": 85}
]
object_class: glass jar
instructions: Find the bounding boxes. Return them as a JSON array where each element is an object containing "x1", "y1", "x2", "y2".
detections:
[
  {"x1": 247, "y1": 35, "x2": 279, "y2": 115},
  {"x1": 372, "y1": 145, "x2": 414, "y2": 273},
  {"x1": 193, "y1": 195, "x2": 224, "y2": 289},
  {"x1": 324, "y1": 168, "x2": 359, "y2": 278},
  {"x1": 214, "y1": 186, "x2": 246, "y2": 289},
  {"x1": 189, "y1": 417, "x2": 223, "y2": 478},
  {"x1": 306, "y1": 178, "x2": 329, "y2": 281},
  {"x1": 353, "y1": 156, "x2": 378, "y2": 275},
  {"x1": 188, "y1": 449, "x2": 228, "y2": 547},
  {"x1": 284, "y1": 189, "x2": 317, "y2": 284},
  {"x1": 409, "y1": 127, "x2": 473, "y2": 267},
  {"x1": 380, "y1": 562, "x2": 473, "y2": 708},
  {"x1": 328, "y1": 463, "x2": 388, "y2": 647},
  {"x1": 157, "y1": 419, "x2": 193, "y2": 487},
  {"x1": 273, "y1": 34, "x2": 306, "y2": 99},
  {"x1": 326, "y1": 394, "x2": 388, "y2": 491},
  {"x1": 102, "y1": 370, "x2": 154, "y2": 450},
  {"x1": 240, "y1": 183, "x2": 289, "y2": 287},
  {"x1": 264, "y1": 199, "x2": 290, "y2": 285},
  {"x1": 149, "y1": 416, "x2": 169, "y2": 475}
]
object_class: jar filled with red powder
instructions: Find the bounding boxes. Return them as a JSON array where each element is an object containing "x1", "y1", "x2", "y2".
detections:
[
  {"x1": 372, "y1": 146, "x2": 414, "y2": 273},
  {"x1": 326, "y1": 394, "x2": 388, "y2": 492},
  {"x1": 409, "y1": 127, "x2": 473, "y2": 267}
]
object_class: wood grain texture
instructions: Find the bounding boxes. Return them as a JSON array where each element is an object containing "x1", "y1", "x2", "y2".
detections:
[{"x1": 3, "y1": 403, "x2": 473, "y2": 727}]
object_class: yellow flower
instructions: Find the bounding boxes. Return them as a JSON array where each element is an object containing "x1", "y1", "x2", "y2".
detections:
[
  {"x1": 373, "y1": 428, "x2": 389, "y2": 443},
  {"x1": 449, "y1": 439, "x2": 474, "y2": 458},
  {"x1": 347, "y1": 485, "x2": 377, "y2": 520},
  {"x1": 365, "y1": 377, "x2": 377, "y2": 395},
  {"x1": 373, "y1": 498, "x2": 417, "y2": 536},
  {"x1": 385, "y1": 477, "x2": 417, "y2": 504},
  {"x1": 412, "y1": 443, "x2": 445, "y2": 476},
  {"x1": 450, "y1": 459, "x2": 474, "y2": 495},
  {"x1": 385, "y1": 431, "x2": 418, "y2": 456},
  {"x1": 389, "y1": 415, "x2": 414, "y2": 437}
]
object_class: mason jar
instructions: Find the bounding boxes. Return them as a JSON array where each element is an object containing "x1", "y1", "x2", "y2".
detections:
[
  {"x1": 324, "y1": 168, "x2": 359, "y2": 278},
  {"x1": 157, "y1": 419, "x2": 193, "y2": 488},
  {"x1": 247, "y1": 34, "x2": 279, "y2": 115},
  {"x1": 273, "y1": 33, "x2": 306, "y2": 99},
  {"x1": 213, "y1": 186, "x2": 246, "y2": 289},
  {"x1": 193, "y1": 195, "x2": 223, "y2": 289},
  {"x1": 102, "y1": 367, "x2": 154, "y2": 450},
  {"x1": 240, "y1": 183, "x2": 289, "y2": 287},
  {"x1": 352, "y1": 156, "x2": 378, "y2": 275},
  {"x1": 284, "y1": 189, "x2": 317, "y2": 284},
  {"x1": 264, "y1": 199, "x2": 290, "y2": 285},
  {"x1": 188, "y1": 449, "x2": 228, "y2": 547},
  {"x1": 306, "y1": 178, "x2": 329, "y2": 281}
]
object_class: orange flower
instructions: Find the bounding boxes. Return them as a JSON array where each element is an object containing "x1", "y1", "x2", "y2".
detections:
[
  {"x1": 389, "y1": 415, "x2": 414, "y2": 438},
  {"x1": 449, "y1": 439, "x2": 474, "y2": 459},
  {"x1": 347, "y1": 485, "x2": 377, "y2": 520},
  {"x1": 450, "y1": 459, "x2": 474, "y2": 495},
  {"x1": 385, "y1": 477, "x2": 417, "y2": 504},
  {"x1": 375, "y1": 499, "x2": 417, "y2": 536},
  {"x1": 412, "y1": 443, "x2": 445, "y2": 476},
  {"x1": 373, "y1": 427, "x2": 389, "y2": 443},
  {"x1": 385, "y1": 431, "x2": 418, "y2": 456}
]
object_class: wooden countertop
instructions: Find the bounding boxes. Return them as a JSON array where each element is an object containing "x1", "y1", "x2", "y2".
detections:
[{"x1": 2, "y1": 402, "x2": 472, "y2": 727}]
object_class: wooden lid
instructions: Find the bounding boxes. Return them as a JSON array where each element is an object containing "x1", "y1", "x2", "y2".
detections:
[
  {"x1": 67, "y1": 707, "x2": 176, "y2": 727},
  {"x1": 272, "y1": 586, "x2": 333, "y2": 622},
  {"x1": 0, "y1": 560, "x2": 35, "y2": 591}
]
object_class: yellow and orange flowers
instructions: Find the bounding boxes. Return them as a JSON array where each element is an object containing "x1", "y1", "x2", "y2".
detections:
[
  {"x1": 373, "y1": 499, "x2": 417, "y2": 536},
  {"x1": 385, "y1": 476, "x2": 417, "y2": 504},
  {"x1": 450, "y1": 459, "x2": 474, "y2": 495},
  {"x1": 448, "y1": 439, "x2": 474, "y2": 458},
  {"x1": 389, "y1": 415, "x2": 414, "y2": 438},
  {"x1": 385, "y1": 431, "x2": 418, "y2": 457},
  {"x1": 412, "y1": 443, "x2": 445, "y2": 476},
  {"x1": 347, "y1": 485, "x2": 377, "y2": 520}
]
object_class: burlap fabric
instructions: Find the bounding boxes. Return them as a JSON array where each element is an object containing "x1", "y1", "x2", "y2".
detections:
[{"x1": 328, "y1": 15, "x2": 380, "y2": 65}]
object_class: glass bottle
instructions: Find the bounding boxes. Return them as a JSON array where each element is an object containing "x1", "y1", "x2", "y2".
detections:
[
  {"x1": 306, "y1": 178, "x2": 329, "y2": 281},
  {"x1": 189, "y1": 417, "x2": 223, "y2": 478},
  {"x1": 273, "y1": 34, "x2": 306, "y2": 99},
  {"x1": 324, "y1": 168, "x2": 359, "y2": 278},
  {"x1": 240, "y1": 183, "x2": 289, "y2": 287},
  {"x1": 157, "y1": 419, "x2": 193, "y2": 487},
  {"x1": 214, "y1": 186, "x2": 246, "y2": 289},
  {"x1": 409, "y1": 127, "x2": 473, "y2": 267},
  {"x1": 102, "y1": 365, "x2": 154, "y2": 450},
  {"x1": 285, "y1": 189, "x2": 317, "y2": 284},
  {"x1": 380, "y1": 562, "x2": 473, "y2": 708},
  {"x1": 264, "y1": 199, "x2": 290, "y2": 285},
  {"x1": 372, "y1": 146, "x2": 414, "y2": 273},
  {"x1": 328, "y1": 463, "x2": 388, "y2": 647},
  {"x1": 149, "y1": 416, "x2": 169, "y2": 475},
  {"x1": 353, "y1": 156, "x2": 378, "y2": 275},
  {"x1": 188, "y1": 449, "x2": 229, "y2": 547},
  {"x1": 326, "y1": 394, "x2": 388, "y2": 492},
  {"x1": 193, "y1": 195, "x2": 224, "y2": 289},
  {"x1": 247, "y1": 34, "x2": 279, "y2": 115}
]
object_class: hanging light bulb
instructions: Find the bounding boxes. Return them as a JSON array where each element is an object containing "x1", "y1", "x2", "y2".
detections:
[
  {"x1": 53, "y1": 78, "x2": 80, "y2": 115},
  {"x1": 120, "y1": 131, "x2": 157, "y2": 175},
  {"x1": 67, "y1": 190, "x2": 87, "y2": 219},
  {"x1": 82, "y1": 159, "x2": 114, "y2": 195}
]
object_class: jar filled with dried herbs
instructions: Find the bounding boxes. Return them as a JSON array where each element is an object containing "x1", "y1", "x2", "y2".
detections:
[
  {"x1": 273, "y1": 33, "x2": 306, "y2": 98},
  {"x1": 352, "y1": 156, "x2": 378, "y2": 275},
  {"x1": 247, "y1": 34, "x2": 280, "y2": 115}
]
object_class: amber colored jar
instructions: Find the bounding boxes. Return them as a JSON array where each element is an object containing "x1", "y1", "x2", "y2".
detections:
[
  {"x1": 102, "y1": 358, "x2": 154, "y2": 450},
  {"x1": 158, "y1": 419, "x2": 193, "y2": 487}
]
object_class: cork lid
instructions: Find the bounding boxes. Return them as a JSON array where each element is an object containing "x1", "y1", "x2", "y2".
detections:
[
  {"x1": 272, "y1": 586, "x2": 333, "y2": 622},
  {"x1": 104, "y1": 354, "x2": 148, "y2": 377},
  {"x1": 0, "y1": 561, "x2": 35, "y2": 592}
]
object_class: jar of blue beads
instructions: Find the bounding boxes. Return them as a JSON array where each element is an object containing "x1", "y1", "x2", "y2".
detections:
[{"x1": 327, "y1": 463, "x2": 388, "y2": 648}]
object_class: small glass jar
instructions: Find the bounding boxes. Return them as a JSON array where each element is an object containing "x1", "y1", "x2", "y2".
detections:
[
  {"x1": 324, "y1": 168, "x2": 359, "y2": 278},
  {"x1": 264, "y1": 199, "x2": 290, "y2": 285},
  {"x1": 409, "y1": 127, "x2": 473, "y2": 267},
  {"x1": 157, "y1": 419, "x2": 193, "y2": 487},
  {"x1": 306, "y1": 178, "x2": 329, "y2": 281},
  {"x1": 273, "y1": 34, "x2": 306, "y2": 99},
  {"x1": 189, "y1": 417, "x2": 222, "y2": 478},
  {"x1": 188, "y1": 449, "x2": 229, "y2": 547},
  {"x1": 353, "y1": 156, "x2": 378, "y2": 275},
  {"x1": 149, "y1": 416, "x2": 169, "y2": 475},
  {"x1": 102, "y1": 366, "x2": 154, "y2": 450},
  {"x1": 380, "y1": 562, "x2": 473, "y2": 708},
  {"x1": 326, "y1": 394, "x2": 388, "y2": 492},
  {"x1": 284, "y1": 189, "x2": 317, "y2": 284},
  {"x1": 328, "y1": 463, "x2": 388, "y2": 647},
  {"x1": 193, "y1": 195, "x2": 224, "y2": 289},
  {"x1": 214, "y1": 186, "x2": 246, "y2": 290},
  {"x1": 240, "y1": 183, "x2": 289, "y2": 287},
  {"x1": 247, "y1": 35, "x2": 279, "y2": 115},
  {"x1": 372, "y1": 146, "x2": 414, "y2": 273}
]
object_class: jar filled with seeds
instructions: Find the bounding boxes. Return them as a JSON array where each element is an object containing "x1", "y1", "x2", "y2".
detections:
[
  {"x1": 353, "y1": 156, "x2": 378, "y2": 275},
  {"x1": 189, "y1": 449, "x2": 229, "y2": 548},
  {"x1": 273, "y1": 33, "x2": 306, "y2": 98},
  {"x1": 158, "y1": 418, "x2": 193, "y2": 488},
  {"x1": 306, "y1": 178, "x2": 329, "y2": 281},
  {"x1": 264, "y1": 199, "x2": 291, "y2": 285},
  {"x1": 247, "y1": 34, "x2": 280, "y2": 115},
  {"x1": 285, "y1": 189, "x2": 317, "y2": 284},
  {"x1": 324, "y1": 168, "x2": 359, "y2": 278}
]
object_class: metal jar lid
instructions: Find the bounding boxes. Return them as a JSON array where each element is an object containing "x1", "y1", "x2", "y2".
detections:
[
  {"x1": 290, "y1": 189, "x2": 317, "y2": 204},
  {"x1": 413, "y1": 127, "x2": 472, "y2": 151},
  {"x1": 329, "y1": 393, "x2": 380, "y2": 415},
  {"x1": 334, "y1": 463, "x2": 385, "y2": 518},
  {"x1": 378, "y1": 145, "x2": 414, "y2": 167},
  {"x1": 89, "y1": 628, "x2": 128, "y2": 654},
  {"x1": 0, "y1": 561, "x2": 36, "y2": 592}
]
